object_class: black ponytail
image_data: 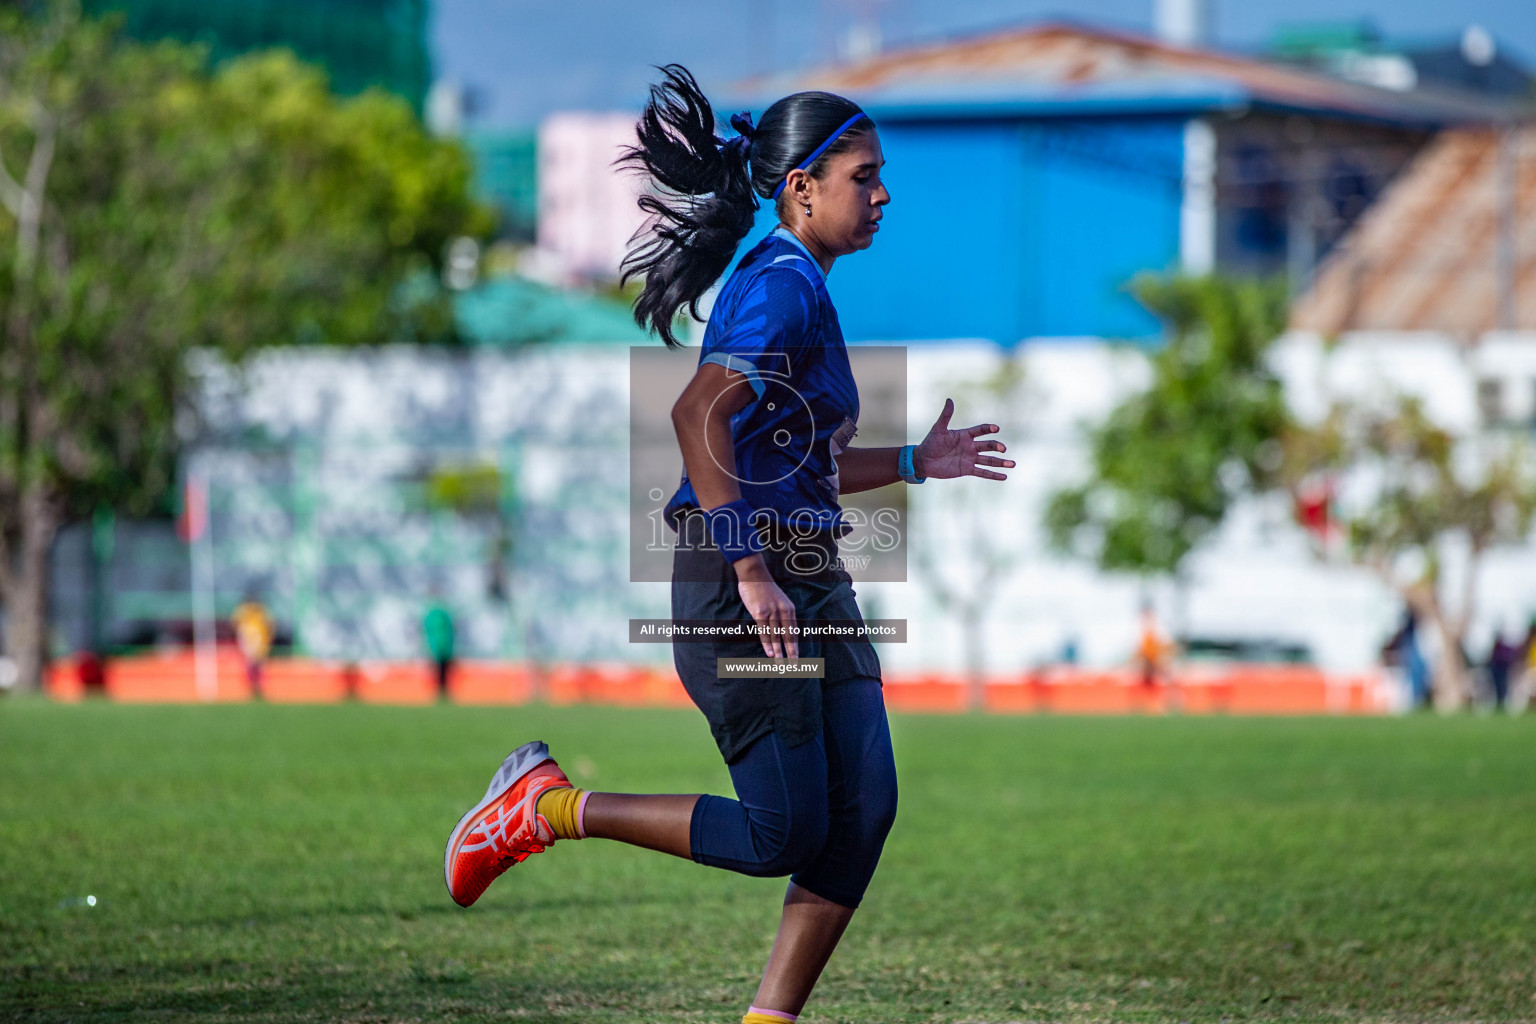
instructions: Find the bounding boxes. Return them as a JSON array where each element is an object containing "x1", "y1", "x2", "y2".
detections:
[
  {"x1": 621, "y1": 65, "x2": 871, "y2": 349},
  {"x1": 620, "y1": 65, "x2": 755, "y2": 349}
]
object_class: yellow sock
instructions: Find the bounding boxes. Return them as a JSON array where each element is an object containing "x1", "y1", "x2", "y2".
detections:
[
  {"x1": 535, "y1": 786, "x2": 586, "y2": 841},
  {"x1": 743, "y1": 1011, "x2": 796, "y2": 1024}
]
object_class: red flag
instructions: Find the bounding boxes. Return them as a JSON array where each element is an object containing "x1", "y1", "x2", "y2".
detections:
[{"x1": 1294, "y1": 478, "x2": 1334, "y2": 543}]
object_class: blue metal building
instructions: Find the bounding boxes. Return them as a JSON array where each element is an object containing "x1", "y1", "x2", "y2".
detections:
[
  {"x1": 831, "y1": 113, "x2": 1186, "y2": 342},
  {"x1": 727, "y1": 23, "x2": 1518, "y2": 345}
]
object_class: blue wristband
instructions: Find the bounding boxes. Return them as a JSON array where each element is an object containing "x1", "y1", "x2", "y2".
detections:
[
  {"x1": 705, "y1": 499, "x2": 765, "y2": 563},
  {"x1": 899, "y1": 444, "x2": 926, "y2": 484}
]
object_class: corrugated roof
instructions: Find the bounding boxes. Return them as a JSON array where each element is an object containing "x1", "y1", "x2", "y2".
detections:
[
  {"x1": 731, "y1": 22, "x2": 1518, "y2": 127},
  {"x1": 1290, "y1": 125, "x2": 1536, "y2": 335}
]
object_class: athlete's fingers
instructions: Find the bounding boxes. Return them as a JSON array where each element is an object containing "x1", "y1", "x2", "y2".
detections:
[
  {"x1": 758, "y1": 617, "x2": 780, "y2": 657},
  {"x1": 769, "y1": 592, "x2": 797, "y2": 658},
  {"x1": 761, "y1": 604, "x2": 783, "y2": 658},
  {"x1": 768, "y1": 595, "x2": 792, "y2": 660},
  {"x1": 971, "y1": 467, "x2": 1008, "y2": 480},
  {"x1": 930, "y1": 397, "x2": 954, "y2": 433},
  {"x1": 976, "y1": 439, "x2": 1007, "y2": 453},
  {"x1": 966, "y1": 422, "x2": 1000, "y2": 437},
  {"x1": 975, "y1": 455, "x2": 1015, "y2": 468},
  {"x1": 783, "y1": 600, "x2": 799, "y2": 660},
  {"x1": 751, "y1": 604, "x2": 772, "y2": 657},
  {"x1": 745, "y1": 585, "x2": 784, "y2": 657}
]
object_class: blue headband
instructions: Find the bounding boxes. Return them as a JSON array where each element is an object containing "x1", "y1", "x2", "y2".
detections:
[{"x1": 771, "y1": 112, "x2": 869, "y2": 200}]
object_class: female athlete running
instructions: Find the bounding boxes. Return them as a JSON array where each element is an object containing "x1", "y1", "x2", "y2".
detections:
[{"x1": 444, "y1": 65, "x2": 1013, "y2": 1024}]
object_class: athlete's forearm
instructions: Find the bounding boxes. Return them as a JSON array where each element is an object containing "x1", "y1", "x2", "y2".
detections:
[{"x1": 835, "y1": 445, "x2": 924, "y2": 494}]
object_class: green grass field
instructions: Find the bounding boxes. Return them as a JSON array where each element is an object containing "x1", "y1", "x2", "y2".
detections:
[{"x1": 2, "y1": 702, "x2": 1533, "y2": 1023}]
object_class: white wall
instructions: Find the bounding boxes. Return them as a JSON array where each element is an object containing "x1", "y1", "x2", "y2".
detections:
[
  {"x1": 854, "y1": 332, "x2": 1536, "y2": 679},
  {"x1": 193, "y1": 331, "x2": 1536, "y2": 672}
]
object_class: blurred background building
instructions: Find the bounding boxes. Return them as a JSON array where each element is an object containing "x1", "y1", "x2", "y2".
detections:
[
  {"x1": 80, "y1": 0, "x2": 431, "y2": 110},
  {"x1": 721, "y1": 20, "x2": 1520, "y2": 342}
]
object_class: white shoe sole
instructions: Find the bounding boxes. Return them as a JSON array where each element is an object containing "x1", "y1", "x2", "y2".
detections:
[{"x1": 443, "y1": 739, "x2": 552, "y2": 901}]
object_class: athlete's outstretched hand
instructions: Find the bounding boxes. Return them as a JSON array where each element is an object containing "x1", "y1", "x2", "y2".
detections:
[{"x1": 913, "y1": 398, "x2": 1013, "y2": 481}]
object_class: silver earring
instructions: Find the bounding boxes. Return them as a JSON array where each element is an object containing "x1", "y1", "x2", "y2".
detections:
[{"x1": 803, "y1": 204, "x2": 812, "y2": 217}]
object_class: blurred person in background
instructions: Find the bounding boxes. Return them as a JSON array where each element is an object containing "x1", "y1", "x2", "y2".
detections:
[
  {"x1": 231, "y1": 591, "x2": 274, "y2": 700},
  {"x1": 1137, "y1": 603, "x2": 1171, "y2": 697},
  {"x1": 441, "y1": 66, "x2": 1012, "y2": 1024},
  {"x1": 1515, "y1": 620, "x2": 1536, "y2": 684},
  {"x1": 1486, "y1": 625, "x2": 1518, "y2": 712},
  {"x1": 77, "y1": 648, "x2": 106, "y2": 697},
  {"x1": 1385, "y1": 607, "x2": 1431, "y2": 710},
  {"x1": 423, "y1": 594, "x2": 456, "y2": 700},
  {"x1": 1518, "y1": 619, "x2": 1536, "y2": 711},
  {"x1": 1059, "y1": 630, "x2": 1080, "y2": 666}
]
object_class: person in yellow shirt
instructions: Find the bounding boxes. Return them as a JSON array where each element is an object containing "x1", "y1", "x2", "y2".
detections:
[
  {"x1": 1138, "y1": 603, "x2": 1170, "y2": 691},
  {"x1": 231, "y1": 593, "x2": 274, "y2": 700},
  {"x1": 1517, "y1": 619, "x2": 1536, "y2": 712}
]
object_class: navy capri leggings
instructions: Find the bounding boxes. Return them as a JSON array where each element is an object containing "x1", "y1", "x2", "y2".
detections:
[{"x1": 670, "y1": 509, "x2": 898, "y2": 908}]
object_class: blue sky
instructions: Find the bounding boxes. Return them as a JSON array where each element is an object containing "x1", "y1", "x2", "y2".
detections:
[{"x1": 432, "y1": 0, "x2": 1536, "y2": 128}]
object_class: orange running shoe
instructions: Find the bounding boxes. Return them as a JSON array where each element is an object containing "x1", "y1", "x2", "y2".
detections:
[{"x1": 444, "y1": 740, "x2": 572, "y2": 908}]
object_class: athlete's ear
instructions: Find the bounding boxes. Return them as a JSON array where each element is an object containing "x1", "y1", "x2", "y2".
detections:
[{"x1": 785, "y1": 167, "x2": 814, "y2": 206}]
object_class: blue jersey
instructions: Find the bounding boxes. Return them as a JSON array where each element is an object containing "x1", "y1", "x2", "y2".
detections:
[{"x1": 665, "y1": 227, "x2": 861, "y2": 537}]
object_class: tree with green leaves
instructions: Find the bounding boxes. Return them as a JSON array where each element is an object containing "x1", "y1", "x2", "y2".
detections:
[
  {"x1": 0, "y1": 2, "x2": 489, "y2": 692},
  {"x1": 1044, "y1": 274, "x2": 1290, "y2": 617},
  {"x1": 1281, "y1": 395, "x2": 1536, "y2": 711}
]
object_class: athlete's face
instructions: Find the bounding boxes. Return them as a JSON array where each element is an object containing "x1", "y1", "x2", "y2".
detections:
[{"x1": 804, "y1": 130, "x2": 889, "y2": 256}]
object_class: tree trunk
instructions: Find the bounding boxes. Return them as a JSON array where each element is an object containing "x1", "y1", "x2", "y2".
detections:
[
  {"x1": 1419, "y1": 548, "x2": 1484, "y2": 714},
  {"x1": 1392, "y1": 578, "x2": 1467, "y2": 713},
  {"x1": 1428, "y1": 611, "x2": 1470, "y2": 713},
  {"x1": 963, "y1": 607, "x2": 985, "y2": 712},
  {"x1": 2, "y1": 486, "x2": 61, "y2": 694}
]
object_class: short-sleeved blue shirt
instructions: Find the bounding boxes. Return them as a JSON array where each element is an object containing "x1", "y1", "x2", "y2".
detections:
[{"x1": 666, "y1": 227, "x2": 861, "y2": 536}]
